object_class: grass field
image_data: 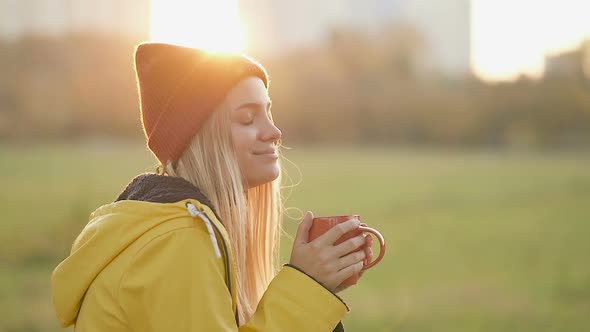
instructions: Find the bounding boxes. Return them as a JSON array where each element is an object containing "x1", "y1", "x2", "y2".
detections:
[{"x1": 1, "y1": 142, "x2": 590, "y2": 331}]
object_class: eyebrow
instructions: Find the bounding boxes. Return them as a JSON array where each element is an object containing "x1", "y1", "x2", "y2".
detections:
[{"x1": 234, "y1": 100, "x2": 272, "y2": 112}]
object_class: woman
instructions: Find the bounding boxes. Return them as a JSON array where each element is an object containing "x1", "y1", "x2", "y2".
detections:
[{"x1": 52, "y1": 42, "x2": 372, "y2": 331}]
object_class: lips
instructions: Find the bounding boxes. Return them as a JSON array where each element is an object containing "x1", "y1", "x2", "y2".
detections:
[{"x1": 253, "y1": 148, "x2": 276, "y2": 155}]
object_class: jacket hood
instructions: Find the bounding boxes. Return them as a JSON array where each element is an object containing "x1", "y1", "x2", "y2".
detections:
[{"x1": 51, "y1": 173, "x2": 219, "y2": 326}]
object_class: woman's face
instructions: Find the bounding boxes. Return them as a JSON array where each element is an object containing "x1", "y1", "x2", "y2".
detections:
[{"x1": 227, "y1": 77, "x2": 282, "y2": 189}]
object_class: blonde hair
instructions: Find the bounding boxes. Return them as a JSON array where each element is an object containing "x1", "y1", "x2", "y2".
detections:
[{"x1": 164, "y1": 98, "x2": 283, "y2": 325}]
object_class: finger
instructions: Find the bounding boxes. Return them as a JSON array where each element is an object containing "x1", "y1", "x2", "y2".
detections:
[
  {"x1": 336, "y1": 249, "x2": 365, "y2": 271},
  {"x1": 336, "y1": 261, "x2": 364, "y2": 282},
  {"x1": 333, "y1": 234, "x2": 366, "y2": 257},
  {"x1": 364, "y1": 246, "x2": 373, "y2": 266},
  {"x1": 366, "y1": 245, "x2": 373, "y2": 258},
  {"x1": 360, "y1": 234, "x2": 371, "y2": 250},
  {"x1": 364, "y1": 235, "x2": 373, "y2": 253},
  {"x1": 363, "y1": 235, "x2": 373, "y2": 264},
  {"x1": 294, "y1": 211, "x2": 314, "y2": 244},
  {"x1": 319, "y1": 218, "x2": 360, "y2": 245}
]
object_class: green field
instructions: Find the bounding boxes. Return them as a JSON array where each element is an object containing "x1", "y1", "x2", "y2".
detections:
[{"x1": 2, "y1": 143, "x2": 590, "y2": 331}]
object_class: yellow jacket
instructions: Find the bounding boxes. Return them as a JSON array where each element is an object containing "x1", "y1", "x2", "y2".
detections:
[{"x1": 52, "y1": 174, "x2": 349, "y2": 331}]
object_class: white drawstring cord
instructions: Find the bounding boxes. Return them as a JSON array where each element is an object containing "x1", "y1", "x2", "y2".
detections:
[{"x1": 186, "y1": 202, "x2": 222, "y2": 258}]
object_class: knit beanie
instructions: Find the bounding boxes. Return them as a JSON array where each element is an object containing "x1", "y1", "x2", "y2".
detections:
[{"x1": 134, "y1": 42, "x2": 269, "y2": 166}]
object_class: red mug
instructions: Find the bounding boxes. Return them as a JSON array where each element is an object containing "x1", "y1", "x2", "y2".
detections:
[{"x1": 309, "y1": 215, "x2": 386, "y2": 287}]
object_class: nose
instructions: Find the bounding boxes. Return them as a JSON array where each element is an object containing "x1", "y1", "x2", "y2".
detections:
[{"x1": 260, "y1": 117, "x2": 282, "y2": 143}]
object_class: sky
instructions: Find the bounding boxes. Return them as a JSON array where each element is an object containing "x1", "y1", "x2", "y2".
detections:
[
  {"x1": 471, "y1": 0, "x2": 590, "y2": 81},
  {"x1": 150, "y1": 0, "x2": 590, "y2": 81},
  {"x1": 150, "y1": 0, "x2": 242, "y2": 53}
]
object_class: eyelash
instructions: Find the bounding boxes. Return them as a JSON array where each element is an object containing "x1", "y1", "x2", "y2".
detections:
[{"x1": 240, "y1": 109, "x2": 272, "y2": 125}]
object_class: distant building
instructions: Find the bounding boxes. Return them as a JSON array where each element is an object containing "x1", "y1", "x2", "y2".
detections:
[
  {"x1": 545, "y1": 40, "x2": 590, "y2": 80},
  {"x1": 0, "y1": 0, "x2": 150, "y2": 40},
  {"x1": 239, "y1": 0, "x2": 471, "y2": 76}
]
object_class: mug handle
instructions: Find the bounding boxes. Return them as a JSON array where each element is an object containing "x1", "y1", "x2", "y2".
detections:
[{"x1": 358, "y1": 225, "x2": 386, "y2": 270}]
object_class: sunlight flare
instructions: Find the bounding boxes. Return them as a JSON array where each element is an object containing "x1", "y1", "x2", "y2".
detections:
[
  {"x1": 150, "y1": 0, "x2": 244, "y2": 53},
  {"x1": 472, "y1": 0, "x2": 590, "y2": 81}
]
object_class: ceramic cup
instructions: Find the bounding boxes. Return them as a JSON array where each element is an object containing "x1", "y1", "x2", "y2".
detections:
[{"x1": 309, "y1": 215, "x2": 386, "y2": 287}]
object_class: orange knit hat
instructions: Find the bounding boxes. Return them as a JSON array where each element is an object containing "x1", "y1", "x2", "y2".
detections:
[{"x1": 134, "y1": 42, "x2": 269, "y2": 166}]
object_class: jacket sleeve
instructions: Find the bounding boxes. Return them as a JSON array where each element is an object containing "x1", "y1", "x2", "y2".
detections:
[{"x1": 119, "y1": 225, "x2": 349, "y2": 331}]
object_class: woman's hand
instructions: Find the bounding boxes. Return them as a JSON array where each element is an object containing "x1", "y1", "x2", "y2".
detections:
[
  {"x1": 333, "y1": 229, "x2": 373, "y2": 293},
  {"x1": 288, "y1": 211, "x2": 367, "y2": 292}
]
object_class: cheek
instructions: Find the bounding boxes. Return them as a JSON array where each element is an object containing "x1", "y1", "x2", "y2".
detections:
[{"x1": 231, "y1": 125, "x2": 255, "y2": 159}]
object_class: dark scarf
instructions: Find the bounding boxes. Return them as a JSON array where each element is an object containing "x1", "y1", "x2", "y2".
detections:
[{"x1": 115, "y1": 173, "x2": 222, "y2": 222}]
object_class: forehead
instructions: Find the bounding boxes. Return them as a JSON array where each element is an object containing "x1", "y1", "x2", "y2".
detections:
[{"x1": 225, "y1": 77, "x2": 269, "y2": 109}]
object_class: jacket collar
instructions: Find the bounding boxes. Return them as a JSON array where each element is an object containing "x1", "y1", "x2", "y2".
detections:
[{"x1": 115, "y1": 173, "x2": 222, "y2": 222}]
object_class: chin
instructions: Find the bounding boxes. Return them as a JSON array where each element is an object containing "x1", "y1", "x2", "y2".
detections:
[{"x1": 247, "y1": 168, "x2": 280, "y2": 188}]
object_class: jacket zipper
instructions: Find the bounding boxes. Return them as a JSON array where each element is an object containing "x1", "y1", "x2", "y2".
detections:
[{"x1": 186, "y1": 202, "x2": 232, "y2": 296}]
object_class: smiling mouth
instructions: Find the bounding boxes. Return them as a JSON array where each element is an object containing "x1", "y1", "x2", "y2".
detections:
[
  {"x1": 253, "y1": 148, "x2": 277, "y2": 155},
  {"x1": 253, "y1": 151, "x2": 279, "y2": 158}
]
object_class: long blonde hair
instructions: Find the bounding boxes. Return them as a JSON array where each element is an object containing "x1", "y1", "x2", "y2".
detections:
[{"x1": 164, "y1": 98, "x2": 283, "y2": 324}]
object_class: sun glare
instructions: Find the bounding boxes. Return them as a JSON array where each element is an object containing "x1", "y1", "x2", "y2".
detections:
[
  {"x1": 150, "y1": 0, "x2": 243, "y2": 53},
  {"x1": 472, "y1": 0, "x2": 590, "y2": 82}
]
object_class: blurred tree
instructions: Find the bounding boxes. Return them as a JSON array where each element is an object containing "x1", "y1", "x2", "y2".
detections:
[{"x1": 0, "y1": 29, "x2": 589, "y2": 148}]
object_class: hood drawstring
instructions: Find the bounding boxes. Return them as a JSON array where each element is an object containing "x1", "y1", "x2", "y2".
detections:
[{"x1": 187, "y1": 202, "x2": 222, "y2": 258}]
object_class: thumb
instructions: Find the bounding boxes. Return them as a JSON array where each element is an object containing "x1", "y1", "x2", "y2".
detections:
[{"x1": 294, "y1": 211, "x2": 314, "y2": 244}]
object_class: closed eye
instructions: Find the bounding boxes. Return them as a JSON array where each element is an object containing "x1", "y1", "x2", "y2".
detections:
[
  {"x1": 237, "y1": 111, "x2": 255, "y2": 125},
  {"x1": 234, "y1": 100, "x2": 272, "y2": 124}
]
